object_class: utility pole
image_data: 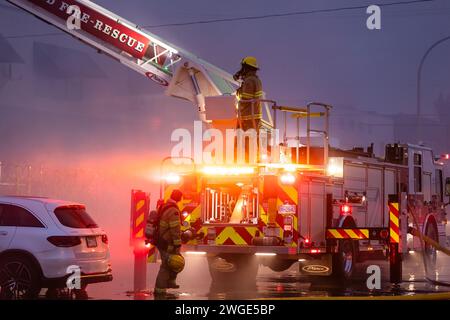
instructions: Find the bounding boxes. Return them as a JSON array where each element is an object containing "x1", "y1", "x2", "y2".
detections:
[{"x1": 416, "y1": 36, "x2": 450, "y2": 143}]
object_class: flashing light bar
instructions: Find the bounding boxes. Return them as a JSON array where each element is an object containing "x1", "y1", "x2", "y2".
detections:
[
  {"x1": 164, "y1": 173, "x2": 181, "y2": 184},
  {"x1": 260, "y1": 163, "x2": 298, "y2": 172},
  {"x1": 280, "y1": 173, "x2": 296, "y2": 185},
  {"x1": 254, "y1": 252, "x2": 277, "y2": 256},
  {"x1": 185, "y1": 251, "x2": 207, "y2": 255},
  {"x1": 202, "y1": 166, "x2": 255, "y2": 176}
]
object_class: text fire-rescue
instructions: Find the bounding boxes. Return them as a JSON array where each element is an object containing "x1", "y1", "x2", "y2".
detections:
[{"x1": 40, "y1": 0, "x2": 146, "y2": 53}]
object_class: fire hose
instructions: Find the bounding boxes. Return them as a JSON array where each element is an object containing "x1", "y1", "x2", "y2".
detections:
[{"x1": 407, "y1": 226, "x2": 450, "y2": 256}]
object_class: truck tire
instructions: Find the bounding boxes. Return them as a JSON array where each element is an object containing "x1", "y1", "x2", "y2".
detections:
[
  {"x1": 0, "y1": 254, "x2": 41, "y2": 300},
  {"x1": 207, "y1": 255, "x2": 258, "y2": 287},
  {"x1": 424, "y1": 221, "x2": 438, "y2": 274}
]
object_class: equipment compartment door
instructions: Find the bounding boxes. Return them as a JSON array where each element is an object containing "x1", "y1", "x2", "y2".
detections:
[{"x1": 299, "y1": 179, "x2": 327, "y2": 243}]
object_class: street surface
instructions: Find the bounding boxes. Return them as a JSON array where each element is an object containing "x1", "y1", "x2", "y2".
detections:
[{"x1": 62, "y1": 251, "x2": 450, "y2": 300}]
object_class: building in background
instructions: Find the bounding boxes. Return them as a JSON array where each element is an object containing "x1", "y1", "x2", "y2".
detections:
[
  {"x1": 329, "y1": 105, "x2": 394, "y2": 157},
  {"x1": 393, "y1": 94, "x2": 450, "y2": 157},
  {"x1": 0, "y1": 34, "x2": 24, "y2": 89}
]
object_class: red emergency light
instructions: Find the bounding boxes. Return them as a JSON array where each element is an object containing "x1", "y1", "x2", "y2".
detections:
[
  {"x1": 379, "y1": 229, "x2": 389, "y2": 239},
  {"x1": 340, "y1": 204, "x2": 352, "y2": 215},
  {"x1": 443, "y1": 154, "x2": 450, "y2": 160}
]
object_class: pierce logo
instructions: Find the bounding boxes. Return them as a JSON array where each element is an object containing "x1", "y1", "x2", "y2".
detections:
[
  {"x1": 302, "y1": 265, "x2": 330, "y2": 273},
  {"x1": 146, "y1": 72, "x2": 169, "y2": 86}
]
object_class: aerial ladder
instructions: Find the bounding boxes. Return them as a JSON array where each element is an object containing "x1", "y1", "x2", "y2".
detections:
[{"x1": 6, "y1": 0, "x2": 239, "y2": 123}]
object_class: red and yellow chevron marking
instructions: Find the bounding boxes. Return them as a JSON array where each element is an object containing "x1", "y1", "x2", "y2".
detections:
[
  {"x1": 277, "y1": 184, "x2": 298, "y2": 207},
  {"x1": 147, "y1": 245, "x2": 157, "y2": 263},
  {"x1": 199, "y1": 226, "x2": 260, "y2": 245},
  {"x1": 133, "y1": 199, "x2": 146, "y2": 239},
  {"x1": 326, "y1": 228, "x2": 369, "y2": 239},
  {"x1": 389, "y1": 202, "x2": 400, "y2": 243}
]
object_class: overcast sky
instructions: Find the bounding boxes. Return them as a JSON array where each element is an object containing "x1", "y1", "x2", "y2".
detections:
[{"x1": 1, "y1": 0, "x2": 450, "y2": 161}]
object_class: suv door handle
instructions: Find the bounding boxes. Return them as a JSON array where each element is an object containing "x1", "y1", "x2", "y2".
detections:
[{"x1": 0, "y1": 231, "x2": 8, "y2": 236}]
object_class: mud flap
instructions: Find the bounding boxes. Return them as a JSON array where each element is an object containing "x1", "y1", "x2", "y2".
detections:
[{"x1": 298, "y1": 254, "x2": 332, "y2": 276}]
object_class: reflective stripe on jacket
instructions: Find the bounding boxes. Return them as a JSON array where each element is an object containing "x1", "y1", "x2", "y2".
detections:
[
  {"x1": 159, "y1": 201, "x2": 182, "y2": 246},
  {"x1": 237, "y1": 74, "x2": 263, "y2": 121}
]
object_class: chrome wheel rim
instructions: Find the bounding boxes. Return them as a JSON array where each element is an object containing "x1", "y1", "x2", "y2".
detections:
[{"x1": 0, "y1": 261, "x2": 33, "y2": 299}]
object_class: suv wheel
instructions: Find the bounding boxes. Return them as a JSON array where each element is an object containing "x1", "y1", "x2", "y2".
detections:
[{"x1": 0, "y1": 254, "x2": 41, "y2": 300}]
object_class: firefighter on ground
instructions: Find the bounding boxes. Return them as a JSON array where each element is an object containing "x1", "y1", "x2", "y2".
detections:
[
  {"x1": 234, "y1": 56, "x2": 263, "y2": 131},
  {"x1": 154, "y1": 189, "x2": 185, "y2": 295}
]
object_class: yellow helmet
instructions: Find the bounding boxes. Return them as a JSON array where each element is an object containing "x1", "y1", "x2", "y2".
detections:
[
  {"x1": 167, "y1": 254, "x2": 185, "y2": 273},
  {"x1": 241, "y1": 56, "x2": 259, "y2": 69}
]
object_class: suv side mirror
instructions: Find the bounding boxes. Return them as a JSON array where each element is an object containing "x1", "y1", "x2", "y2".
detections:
[{"x1": 446, "y1": 177, "x2": 450, "y2": 197}]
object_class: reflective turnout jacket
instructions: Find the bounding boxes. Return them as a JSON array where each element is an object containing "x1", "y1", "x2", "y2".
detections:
[
  {"x1": 158, "y1": 200, "x2": 182, "y2": 247},
  {"x1": 237, "y1": 73, "x2": 263, "y2": 121}
]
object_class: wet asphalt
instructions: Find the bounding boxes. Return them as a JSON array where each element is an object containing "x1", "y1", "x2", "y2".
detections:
[{"x1": 74, "y1": 251, "x2": 450, "y2": 300}]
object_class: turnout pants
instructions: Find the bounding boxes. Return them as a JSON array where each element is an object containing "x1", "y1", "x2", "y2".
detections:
[{"x1": 155, "y1": 246, "x2": 177, "y2": 290}]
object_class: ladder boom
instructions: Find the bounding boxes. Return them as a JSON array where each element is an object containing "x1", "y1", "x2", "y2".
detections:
[{"x1": 7, "y1": 0, "x2": 238, "y2": 120}]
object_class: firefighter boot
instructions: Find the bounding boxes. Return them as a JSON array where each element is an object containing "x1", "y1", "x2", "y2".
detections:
[{"x1": 153, "y1": 287, "x2": 167, "y2": 297}]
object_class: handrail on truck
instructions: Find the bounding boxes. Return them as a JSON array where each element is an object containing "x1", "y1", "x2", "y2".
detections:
[{"x1": 271, "y1": 102, "x2": 332, "y2": 171}]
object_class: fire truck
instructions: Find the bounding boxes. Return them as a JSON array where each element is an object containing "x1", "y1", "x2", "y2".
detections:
[
  {"x1": 10, "y1": 0, "x2": 450, "y2": 285},
  {"x1": 161, "y1": 114, "x2": 450, "y2": 284}
]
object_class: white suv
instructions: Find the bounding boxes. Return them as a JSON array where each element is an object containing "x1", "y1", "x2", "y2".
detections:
[{"x1": 0, "y1": 196, "x2": 112, "y2": 299}]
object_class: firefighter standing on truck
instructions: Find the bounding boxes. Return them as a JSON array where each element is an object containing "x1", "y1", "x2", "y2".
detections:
[
  {"x1": 154, "y1": 189, "x2": 185, "y2": 295},
  {"x1": 234, "y1": 56, "x2": 264, "y2": 131}
]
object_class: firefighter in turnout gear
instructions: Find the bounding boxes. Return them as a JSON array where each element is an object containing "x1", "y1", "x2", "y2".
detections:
[
  {"x1": 154, "y1": 189, "x2": 184, "y2": 295},
  {"x1": 234, "y1": 56, "x2": 263, "y2": 131}
]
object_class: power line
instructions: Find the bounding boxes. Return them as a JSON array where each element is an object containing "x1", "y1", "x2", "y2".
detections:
[
  {"x1": 144, "y1": 0, "x2": 437, "y2": 28},
  {"x1": 2, "y1": 0, "x2": 438, "y2": 39}
]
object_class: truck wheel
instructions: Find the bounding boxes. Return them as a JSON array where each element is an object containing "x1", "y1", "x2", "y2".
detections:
[
  {"x1": 207, "y1": 255, "x2": 258, "y2": 287},
  {"x1": 332, "y1": 239, "x2": 355, "y2": 281},
  {"x1": 0, "y1": 254, "x2": 41, "y2": 300},
  {"x1": 424, "y1": 222, "x2": 438, "y2": 273}
]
